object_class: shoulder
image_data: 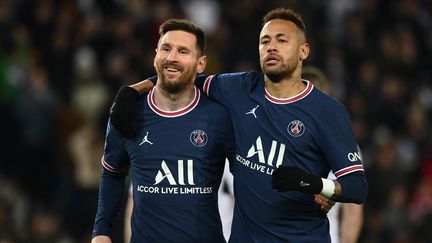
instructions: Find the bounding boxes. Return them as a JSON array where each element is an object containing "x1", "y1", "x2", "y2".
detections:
[
  {"x1": 215, "y1": 70, "x2": 261, "y2": 79},
  {"x1": 213, "y1": 70, "x2": 263, "y2": 87},
  {"x1": 303, "y1": 87, "x2": 351, "y2": 129},
  {"x1": 198, "y1": 90, "x2": 229, "y2": 114},
  {"x1": 309, "y1": 87, "x2": 347, "y2": 114}
]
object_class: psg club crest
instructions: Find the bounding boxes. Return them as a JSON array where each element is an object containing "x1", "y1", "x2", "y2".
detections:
[
  {"x1": 190, "y1": 130, "x2": 208, "y2": 147},
  {"x1": 287, "y1": 120, "x2": 305, "y2": 137}
]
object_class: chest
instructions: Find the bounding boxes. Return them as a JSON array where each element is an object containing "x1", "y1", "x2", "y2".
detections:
[
  {"x1": 126, "y1": 113, "x2": 225, "y2": 169},
  {"x1": 231, "y1": 97, "x2": 320, "y2": 154}
]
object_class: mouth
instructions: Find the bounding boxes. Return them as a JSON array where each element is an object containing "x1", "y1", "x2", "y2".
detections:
[
  {"x1": 264, "y1": 55, "x2": 280, "y2": 65},
  {"x1": 164, "y1": 66, "x2": 180, "y2": 73}
]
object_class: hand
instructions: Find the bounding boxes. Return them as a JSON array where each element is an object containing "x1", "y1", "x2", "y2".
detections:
[
  {"x1": 314, "y1": 194, "x2": 335, "y2": 213},
  {"x1": 91, "y1": 235, "x2": 112, "y2": 243},
  {"x1": 109, "y1": 86, "x2": 140, "y2": 138},
  {"x1": 271, "y1": 165, "x2": 322, "y2": 194}
]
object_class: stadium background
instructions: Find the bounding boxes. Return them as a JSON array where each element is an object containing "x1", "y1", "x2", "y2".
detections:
[{"x1": 0, "y1": 0, "x2": 431, "y2": 242}]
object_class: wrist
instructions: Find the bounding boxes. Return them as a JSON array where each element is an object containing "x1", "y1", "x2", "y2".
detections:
[{"x1": 320, "y1": 178, "x2": 335, "y2": 198}]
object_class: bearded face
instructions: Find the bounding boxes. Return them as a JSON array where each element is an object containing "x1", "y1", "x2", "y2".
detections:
[
  {"x1": 154, "y1": 30, "x2": 206, "y2": 94},
  {"x1": 259, "y1": 19, "x2": 309, "y2": 83},
  {"x1": 260, "y1": 53, "x2": 299, "y2": 83},
  {"x1": 155, "y1": 58, "x2": 198, "y2": 94}
]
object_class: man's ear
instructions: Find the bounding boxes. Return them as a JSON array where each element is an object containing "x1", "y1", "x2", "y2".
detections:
[
  {"x1": 299, "y1": 43, "x2": 310, "y2": 61},
  {"x1": 153, "y1": 48, "x2": 158, "y2": 68},
  {"x1": 196, "y1": 55, "x2": 207, "y2": 74}
]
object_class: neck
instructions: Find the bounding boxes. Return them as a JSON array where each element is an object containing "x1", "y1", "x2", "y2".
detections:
[
  {"x1": 264, "y1": 68, "x2": 305, "y2": 98},
  {"x1": 152, "y1": 84, "x2": 195, "y2": 111}
]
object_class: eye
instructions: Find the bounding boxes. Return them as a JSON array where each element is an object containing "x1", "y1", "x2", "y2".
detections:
[
  {"x1": 179, "y1": 49, "x2": 190, "y2": 54},
  {"x1": 160, "y1": 46, "x2": 170, "y2": 52},
  {"x1": 278, "y1": 39, "x2": 288, "y2": 43},
  {"x1": 261, "y1": 39, "x2": 270, "y2": 45}
]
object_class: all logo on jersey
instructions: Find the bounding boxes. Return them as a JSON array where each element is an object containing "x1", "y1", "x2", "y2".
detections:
[
  {"x1": 154, "y1": 160, "x2": 195, "y2": 185},
  {"x1": 236, "y1": 137, "x2": 285, "y2": 175},
  {"x1": 287, "y1": 120, "x2": 305, "y2": 137},
  {"x1": 135, "y1": 160, "x2": 213, "y2": 195},
  {"x1": 190, "y1": 130, "x2": 208, "y2": 147},
  {"x1": 246, "y1": 136, "x2": 286, "y2": 167}
]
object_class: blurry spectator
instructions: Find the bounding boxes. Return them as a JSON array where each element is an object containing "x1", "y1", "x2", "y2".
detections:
[
  {"x1": 0, "y1": 177, "x2": 27, "y2": 243},
  {"x1": 63, "y1": 44, "x2": 109, "y2": 241},
  {"x1": 381, "y1": 185, "x2": 412, "y2": 242},
  {"x1": 367, "y1": 140, "x2": 408, "y2": 210},
  {"x1": 25, "y1": 206, "x2": 73, "y2": 243},
  {"x1": 13, "y1": 63, "x2": 60, "y2": 203},
  {"x1": 409, "y1": 176, "x2": 432, "y2": 242}
]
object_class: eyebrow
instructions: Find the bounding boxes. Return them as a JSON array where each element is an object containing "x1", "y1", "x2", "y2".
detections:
[
  {"x1": 260, "y1": 33, "x2": 287, "y2": 40},
  {"x1": 160, "y1": 42, "x2": 192, "y2": 50}
]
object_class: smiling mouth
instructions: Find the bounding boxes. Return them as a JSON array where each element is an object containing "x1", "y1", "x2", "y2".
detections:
[{"x1": 164, "y1": 67, "x2": 180, "y2": 73}]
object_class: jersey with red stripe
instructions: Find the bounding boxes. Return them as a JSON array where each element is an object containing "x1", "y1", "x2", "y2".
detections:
[
  {"x1": 199, "y1": 71, "x2": 365, "y2": 242},
  {"x1": 101, "y1": 86, "x2": 234, "y2": 243}
]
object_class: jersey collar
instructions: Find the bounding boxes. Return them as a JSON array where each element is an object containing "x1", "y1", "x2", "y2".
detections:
[
  {"x1": 265, "y1": 80, "x2": 313, "y2": 104},
  {"x1": 147, "y1": 86, "x2": 200, "y2": 117}
]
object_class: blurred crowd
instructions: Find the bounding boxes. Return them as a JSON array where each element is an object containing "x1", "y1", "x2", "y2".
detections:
[{"x1": 0, "y1": 0, "x2": 431, "y2": 242}]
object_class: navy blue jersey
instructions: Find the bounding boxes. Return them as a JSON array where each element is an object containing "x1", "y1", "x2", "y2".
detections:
[
  {"x1": 198, "y1": 71, "x2": 365, "y2": 242},
  {"x1": 100, "y1": 86, "x2": 234, "y2": 243}
]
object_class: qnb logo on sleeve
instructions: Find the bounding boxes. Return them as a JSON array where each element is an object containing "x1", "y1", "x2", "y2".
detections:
[
  {"x1": 136, "y1": 160, "x2": 213, "y2": 195},
  {"x1": 236, "y1": 136, "x2": 286, "y2": 175},
  {"x1": 347, "y1": 152, "x2": 362, "y2": 162}
]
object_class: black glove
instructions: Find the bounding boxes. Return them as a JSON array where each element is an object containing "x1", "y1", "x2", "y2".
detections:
[
  {"x1": 109, "y1": 86, "x2": 141, "y2": 138},
  {"x1": 271, "y1": 165, "x2": 323, "y2": 194}
]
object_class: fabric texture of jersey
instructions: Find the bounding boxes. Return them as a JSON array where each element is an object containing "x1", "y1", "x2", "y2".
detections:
[
  {"x1": 199, "y1": 71, "x2": 365, "y2": 243},
  {"x1": 101, "y1": 86, "x2": 234, "y2": 243}
]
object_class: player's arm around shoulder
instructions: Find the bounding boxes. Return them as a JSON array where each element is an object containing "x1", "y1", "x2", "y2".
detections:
[
  {"x1": 214, "y1": 71, "x2": 261, "y2": 90},
  {"x1": 92, "y1": 235, "x2": 112, "y2": 243}
]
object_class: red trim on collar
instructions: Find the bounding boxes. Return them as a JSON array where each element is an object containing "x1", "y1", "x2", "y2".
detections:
[
  {"x1": 203, "y1": 75, "x2": 214, "y2": 95},
  {"x1": 147, "y1": 86, "x2": 200, "y2": 117},
  {"x1": 265, "y1": 80, "x2": 313, "y2": 104}
]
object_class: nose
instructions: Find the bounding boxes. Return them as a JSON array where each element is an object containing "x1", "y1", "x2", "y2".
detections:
[
  {"x1": 166, "y1": 50, "x2": 179, "y2": 62},
  {"x1": 267, "y1": 40, "x2": 277, "y2": 53}
]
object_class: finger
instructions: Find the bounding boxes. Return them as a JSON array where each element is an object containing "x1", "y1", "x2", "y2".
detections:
[
  {"x1": 314, "y1": 194, "x2": 335, "y2": 213},
  {"x1": 314, "y1": 194, "x2": 334, "y2": 205},
  {"x1": 314, "y1": 194, "x2": 330, "y2": 207},
  {"x1": 321, "y1": 204, "x2": 331, "y2": 213}
]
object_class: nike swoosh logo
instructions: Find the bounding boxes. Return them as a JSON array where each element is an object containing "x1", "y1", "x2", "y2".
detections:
[{"x1": 300, "y1": 181, "x2": 310, "y2": 187}]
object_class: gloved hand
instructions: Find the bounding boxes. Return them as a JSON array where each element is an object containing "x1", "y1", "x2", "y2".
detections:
[
  {"x1": 271, "y1": 165, "x2": 323, "y2": 194},
  {"x1": 109, "y1": 86, "x2": 140, "y2": 138}
]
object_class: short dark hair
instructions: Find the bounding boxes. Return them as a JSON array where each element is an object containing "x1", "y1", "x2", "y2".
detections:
[
  {"x1": 262, "y1": 8, "x2": 307, "y2": 40},
  {"x1": 159, "y1": 18, "x2": 206, "y2": 55}
]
